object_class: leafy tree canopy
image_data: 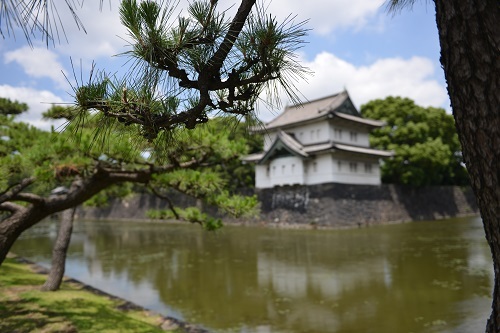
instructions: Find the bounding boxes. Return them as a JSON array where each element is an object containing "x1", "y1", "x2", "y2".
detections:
[
  {"x1": 361, "y1": 96, "x2": 469, "y2": 187},
  {"x1": 203, "y1": 117, "x2": 262, "y2": 190}
]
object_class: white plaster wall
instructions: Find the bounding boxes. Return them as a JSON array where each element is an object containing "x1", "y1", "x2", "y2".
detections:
[
  {"x1": 329, "y1": 124, "x2": 371, "y2": 147},
  {"x1": 269, "y1": 156, "x2": 305, "y2": 187},
  {"x1": 331, "y1": 157, "x2": 381, "y2": 185},
  {"x1": 287, "y1": 121, "x2": 329, "y2": 145},
  {"x1": 255, "y1": 164, "x2": 272, "y2": 188},
  {"x1": 304, "y1": 154, "x2": 334, "y2": 185},
  {"x1": 256, "y1": 154, "x2": 382, "y2": 188},
  {"x1": 356, "y1": 131, "x2": 370, "y2": 147}
]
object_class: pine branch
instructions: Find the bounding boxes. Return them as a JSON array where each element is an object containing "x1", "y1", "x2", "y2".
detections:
[
  {"x1": 205, "y1": 0, "x2": 256, "y2": 75},
  {"x1": 11, "y1": 193, "x2": 44, "y2": 204},
  {"x1": 149, "y1": 186, "x2": 180, "y2": 220},
  {"x1": 0, "y1": 177, "x2": 36, "y2": 204},
  {"x1": 0, "y1": 202, "x2": 24, "y2": 213}
]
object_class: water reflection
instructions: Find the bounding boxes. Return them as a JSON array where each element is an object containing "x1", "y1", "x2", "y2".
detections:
[{"x1": 13, "y1": 217, "x2": 492, "y2": 333}]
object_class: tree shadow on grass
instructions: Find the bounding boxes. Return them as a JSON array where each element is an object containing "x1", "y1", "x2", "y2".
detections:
[
  {"x1": 0, "y1": 298, "x2": 77, "y2": 333},
  {"x1": 0, "y1": 293, "x2": 162, "y2": 333}
]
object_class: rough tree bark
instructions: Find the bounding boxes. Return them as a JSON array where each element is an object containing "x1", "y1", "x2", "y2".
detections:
[
  {"x1": 41, "y1": 207, "x2": 76, "y2": 291},
  {"x1": 434, "y1": 1, "x2": 500, "y2": 332}
]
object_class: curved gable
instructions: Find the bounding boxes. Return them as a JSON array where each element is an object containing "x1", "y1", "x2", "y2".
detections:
[
  {"x1": 258, "y1": 131, "x2": 308, "y2": 164},
  {"x1": 335, "y1": 96, "x2": 360, "y2": 117}
]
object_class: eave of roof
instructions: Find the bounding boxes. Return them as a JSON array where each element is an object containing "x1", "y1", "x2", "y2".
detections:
[
  {"x1": 332, "y1": 112, "x2": 386, "y2": 128},
  {"x1": 241, "y1": 152, "x2": 264, "y2": 162},
  {"x1": 302, "y1": 142, "x2": 393, "y2": 157},
  {"x1": 333, "y1": 143, "x2": 394, "y2": 157},
  {"x1": 242, "y1": 139, "x2": 394, "y2": 164}
]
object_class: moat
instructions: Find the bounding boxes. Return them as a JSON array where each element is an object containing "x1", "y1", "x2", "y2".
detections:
[{"x1": 14, "y1": 216, "x2": 491, "y2": 333}]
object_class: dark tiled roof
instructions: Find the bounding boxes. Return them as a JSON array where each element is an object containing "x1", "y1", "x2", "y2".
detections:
[{"x1": 256, "y1": 91, "x2": 384, "y2": 131}]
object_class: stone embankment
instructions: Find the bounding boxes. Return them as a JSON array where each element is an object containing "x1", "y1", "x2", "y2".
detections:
[
  {"x1": 257, "y1": 183, "x2": 479, "y2": 227},
  {"x1": 78, "y1": 183, "x2": 479, "y2": 228}
]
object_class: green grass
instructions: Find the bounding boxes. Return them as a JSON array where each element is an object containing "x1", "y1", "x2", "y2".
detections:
[{"x1": 0, "y1": 255, "x2": 182, "y2": 333}]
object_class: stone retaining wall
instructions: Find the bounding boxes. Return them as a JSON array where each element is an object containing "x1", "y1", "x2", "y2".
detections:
[
  {"x1": 78, "y1": 183, "x2": 479, "y2": 228},
  {"x1": 256, "y1": 183, "x2": 478, "y2": 227}
]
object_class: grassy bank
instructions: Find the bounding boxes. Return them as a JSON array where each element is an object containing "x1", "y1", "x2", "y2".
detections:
[{"x1": 0, "y1": 255, "x2": 182, "y2": 333}]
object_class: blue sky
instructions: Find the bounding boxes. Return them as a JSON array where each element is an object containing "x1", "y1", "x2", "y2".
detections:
[{"x1": 0, "y1": 0, "x2": 448, "y2": 130}]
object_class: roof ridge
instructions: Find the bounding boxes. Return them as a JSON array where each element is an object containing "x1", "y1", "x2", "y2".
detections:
[
  {"x1": 263, "y1": 91, "x2": 348, "y2": 128},
  {"x1": 286, "y1": 90, "x2": 346, "y2": 109}
]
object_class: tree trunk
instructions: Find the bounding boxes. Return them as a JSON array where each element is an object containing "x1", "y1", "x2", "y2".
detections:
[
  {"x1": 0, "y1": 209, "x2": 33, "y2": 264},
  {"x1": 41, "y1": 207, "x2": 76, "y2": 291},
  {"x1": 0, "y1": 172, "x2": 117, "y2": 266},
  {"x1": 434, "y1": 1, "x2": 500, "y2": 332}
]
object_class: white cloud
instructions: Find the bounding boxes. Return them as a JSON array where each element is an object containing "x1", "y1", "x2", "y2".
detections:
[
  {"x1": 0, "y1": 85, "x2": 66, "y2": 131},
  {"x1": 257, "y1": 52, "x2": 449, "y2": 121},
  {"x1": 1, "y1": 0, "x2": 388, "y2": 66},
  {"x1": 4, "y1": 47, "x2": 68, "y2": 87},
  {"x1": 34, "y1": 0, "x2": 387, "y2": 79},
  {"x1": 46, "y1": 3, "x2": 129, "y2": 59},
  {"x1": 233, "y1": 0, "x2": 385, "y2": 35}
]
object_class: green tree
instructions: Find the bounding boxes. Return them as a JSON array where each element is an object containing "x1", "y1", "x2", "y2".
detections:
[
  {"x1": 0, "y1": 102, "x2": 258, "y2": 266},
  {"x1": 0, "y1": 97, "x2": 28, "y2": 116},
  {"x1": 206, "y1": 117, "x2": 263, "y2": 191},
  {"x1": 361, "y1": 96, "x2": 468, "y2": 186},
  {"x1": 388, "y1": 1, "x2": 499, "y2": 331}
]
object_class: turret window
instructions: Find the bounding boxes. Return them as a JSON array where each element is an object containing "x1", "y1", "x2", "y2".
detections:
[
  {"x1": 334, "y1": 129, "x2": 342, "y2": 140},
  {"x1": 365, "y1": 163, "x2": 372, "y2": 173}
]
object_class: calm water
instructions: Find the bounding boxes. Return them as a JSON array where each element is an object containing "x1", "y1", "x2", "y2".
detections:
[{"x1": 12, "y1": 216, "x2": 492, "y2": 333}]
